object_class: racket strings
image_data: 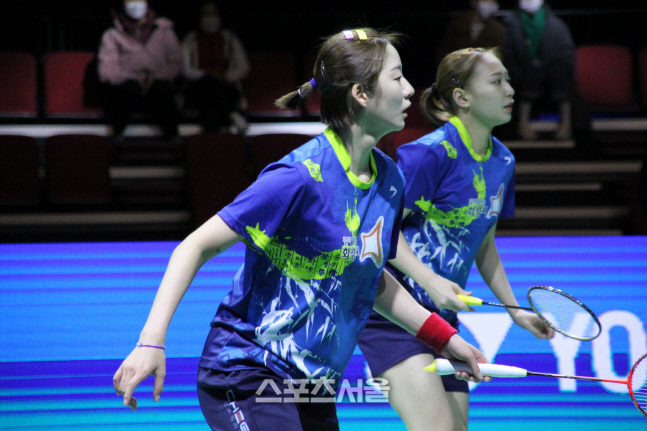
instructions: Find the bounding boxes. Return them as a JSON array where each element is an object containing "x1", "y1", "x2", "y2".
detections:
[
  {"x1": 630, "y1": 354, "x2": 647, "y2": 416},
  {"x1": 529, "y1": 288, "x2": 600, "y2": 340}
]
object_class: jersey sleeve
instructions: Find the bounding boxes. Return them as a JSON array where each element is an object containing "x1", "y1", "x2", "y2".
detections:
[
  {"x1": 217, "y1": 163, "x2": 305, "y2": 249},
  {"x1": 397, "y1": 142, "x2": 443, "y2": 212},
  {"x1": 388, "y1": 191, "x2": 405, "y2": 261},
  {"x1": 500, "y1": 166, "x2": 516, "y2": 219}
]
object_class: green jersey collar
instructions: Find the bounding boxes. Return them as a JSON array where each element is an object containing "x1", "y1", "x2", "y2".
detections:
[
  {"x1": 324, "y1": 127, "x2": 377, "y2": 189},
  {"x1": 449, "y1": 116, "x2": 492, "y2": 162}
]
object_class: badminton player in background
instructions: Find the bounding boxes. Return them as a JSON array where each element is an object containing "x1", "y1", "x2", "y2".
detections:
[
  {"x1": 112, "y1": 29, "x2": 490, "y2": 430},
  {"x1": 358, "y1": 47, "x2": 555, "y2": 431}
]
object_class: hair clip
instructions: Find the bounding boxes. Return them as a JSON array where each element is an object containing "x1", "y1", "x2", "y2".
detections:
[
  {"x1": 342, "y1": 29, "x2": 368, "y2": 40},
  {"x1": 310, "y1": 78, "x2": 318, "y2": 89},
  {"x1": 320, "y1": 60, "x2": 330, "y2": 85}
]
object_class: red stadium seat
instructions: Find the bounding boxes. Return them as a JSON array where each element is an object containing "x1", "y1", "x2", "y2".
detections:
[
  {"x1": 250, "y1": 133, "x2": 311, "y2": 178},
  {"x1": 376, "y1": 132, "x2": 396, "y2": 159},
  {"x1": 0, "y1": 135, "x2": 41, "y2": 205},
  {"x1": 405, "y1": 88, "x2": 431, "y2": 129},
  {"x1": 575, "y1": 45, "x2": 638, "y2": 111},
  {"x1": 44, "y1": 134, "x2": 111, "y2": 204},
  {"x1": 393, "y1": 127, "x2": 434, "y2": 161},
  {"x1": 377, "y1": 127, "x2": 433, "y2": 161},
  {"x1": 0, "y1": 51, "x2": 38, "y2": 118},
  {"x1": 244, "y1": 51, "x2": 300, "y2": 118},
  {"x1": 42, "y1": 51, "x2": 103, "y2": 118},
  {"x1": 638, "y1": 47, "x2": 647, "y2": 109},
  {"x1": 185, "y1": 132, "x2": 252, "y2": 227}
]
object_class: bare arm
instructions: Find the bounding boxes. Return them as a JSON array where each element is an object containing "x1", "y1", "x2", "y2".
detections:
[
  {"x1": 388, "y1": 208, "x2": 471, "y2": 312},
  {"x1": 475, "y1": 224, "x2": 553, "y2": 339},
  {"x1": 474, "y1": 224, "x2": 518, "y2": 307},
  {"x1": 113, "y1": 215, "x2": 242, "y2": 409}
]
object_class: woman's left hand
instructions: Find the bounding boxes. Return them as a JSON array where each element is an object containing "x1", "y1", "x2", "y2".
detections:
[{"x1": 510, "y1": 309, "x2": 555, "y2": 339}]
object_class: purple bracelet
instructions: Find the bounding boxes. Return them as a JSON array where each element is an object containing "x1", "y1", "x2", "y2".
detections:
[{"x1": 136, "y1": 342, "x2": 165, "y2": 351}]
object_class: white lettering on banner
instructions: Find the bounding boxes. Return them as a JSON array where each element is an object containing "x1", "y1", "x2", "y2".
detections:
[
  {"x1": 548, "y1": 332, "x2": 581, "y2": 391},
  {"x1": 459, "y1": 310, "x2": 646, "y2": 393},
  {"x1": 546, "y1": 312, "x2": 591, "y2": 392},
  {"x1": 457, "y1": 313, "x2": 513, "y2": 390},
  {"x1": 593, "y1": 311, "x2": 647, "y2": 393},
  {"x1": 458, "y1": 313, "x2": 513, "y2": 362}
]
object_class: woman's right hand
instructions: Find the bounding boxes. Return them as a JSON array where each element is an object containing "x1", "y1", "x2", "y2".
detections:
[
  {"x1": 421, "y1": 273, "x2": 474, "y2": 313},
  {"x1": 113, "y1": 345, "x2": 166, "y2": 411}
]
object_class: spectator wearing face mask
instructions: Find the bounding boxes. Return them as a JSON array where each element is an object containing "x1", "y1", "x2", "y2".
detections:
[
  {"x1": 502, "y1": 0, "x2": 576, "y2": 140},
  {"x1": 435, "y1": 1, "x2": 505, "y2": 68},
  {"x1": 98, "y1": 0, "x2": 183, "y2": 142},
  {"x1": 181, "y1": 1, "x2": 250, "y2": 133}
]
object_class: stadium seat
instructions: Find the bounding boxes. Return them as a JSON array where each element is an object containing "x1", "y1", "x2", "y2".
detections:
[
  {"x1": 376, "y1": 132, "x2": 396, "y2": 160},
  {"x1": 42, "y1": 51, "x2": 103, "y2": 118},
  {"x1": 575, "y1": 45, "x2": 638, "y2": 111},
  {"x1": 185, "y1": 132, "x2": 251, "y2": 227},
  {"x1": 44, "y1": 134, "x2": 111, "y2": 204},
  {"x1": 638, "y1": 47, "x2": 647, "y2": 109},
  {"x1": 377, "y1": 126, "x2": 433, "y2": 161},
  {"x1": 406, "y1": 88, "x2": 430, "y2": 129},
  {"x1": 244, "y1": 51, "x2": 300, "y2": 118},
  {"x1": 250, "y1": 133, "x2": 311, "y2": 178},
  {"x1": 0, "y1": 135, "x2": 41, "y2": 205},
  {"x1": 0, "y1": 51, "x2": 38, "y2": 118}
]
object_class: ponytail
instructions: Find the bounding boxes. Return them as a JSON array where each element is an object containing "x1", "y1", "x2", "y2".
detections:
[
  {"x1": 420, "y1": 83, "x2": 452, "y2": 128},
  {"x1": 274, "y1": 79, "x2": 316, "y2": 110}
]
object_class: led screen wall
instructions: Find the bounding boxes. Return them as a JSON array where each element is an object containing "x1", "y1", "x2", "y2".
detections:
[{"x1": 1, "y1": 236, "x2": 646, "y2": 430}]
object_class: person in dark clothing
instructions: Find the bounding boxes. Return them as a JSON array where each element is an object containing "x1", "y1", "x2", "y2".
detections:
[
  {"x1": 181, "y1": 1, "x2": 250, "y2": 133},
  {"x1": 502, "y1": 0, "x2": 576, "y2": 140}
]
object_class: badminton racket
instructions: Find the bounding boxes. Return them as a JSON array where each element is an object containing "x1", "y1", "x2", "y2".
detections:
[
  {"x1": 458, "y1": 285, "x2": 601, "y2": 341},
  {"x1": 425, "y1": 354, "x2": 647, "y2": 418}
]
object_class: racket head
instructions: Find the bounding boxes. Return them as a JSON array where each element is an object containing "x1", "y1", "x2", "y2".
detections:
[
  {"x1": 527, "y1": 286, "x2": 602, "y2": 341},
  {"x1": 629, "y1": 353, "x2": 647, "y2": 418}
]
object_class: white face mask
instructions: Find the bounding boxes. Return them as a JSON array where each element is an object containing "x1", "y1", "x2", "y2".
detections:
[
  {"x1": 519, "y1": 0, "x2": 543, "y2": 14},
  {"x1": 200, "y1": 16, "x2": 221, "y2": 33},
  {"x1": 125, "y1": 1, "x2": 148, "y2": 20},
  {"x1": 476, "y1": 1, "x2": 499, "y2": 20}
]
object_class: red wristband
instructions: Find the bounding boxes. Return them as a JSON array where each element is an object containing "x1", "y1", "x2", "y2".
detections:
[{"x1": 415, "y1": 313, "x2": 458, "y2": 353}]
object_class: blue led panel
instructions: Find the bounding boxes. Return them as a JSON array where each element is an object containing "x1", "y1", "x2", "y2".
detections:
[{"x1": 1, "y1": 236, "x2": 646, "y2": 430}]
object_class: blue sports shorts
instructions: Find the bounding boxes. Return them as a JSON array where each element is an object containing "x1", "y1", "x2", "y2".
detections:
[
  {"x1": 197, "y1": 366, "x2": 340, "y2": 431},
  {"x1": 358, "y1": 310, "x2": 468, "y2": 393}
]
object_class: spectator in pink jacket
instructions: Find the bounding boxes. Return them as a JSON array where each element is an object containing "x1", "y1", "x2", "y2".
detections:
[{"x1": 98, "y1": 0, "x2": 183, "y2": 142}]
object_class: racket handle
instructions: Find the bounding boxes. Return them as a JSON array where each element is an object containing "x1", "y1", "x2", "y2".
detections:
[
  {"x1": 424, "y1": 359, "x2": 529, "y2": 378},
  {"x1": 457, "y1": 295, "x2": 484, "y2": 306}
]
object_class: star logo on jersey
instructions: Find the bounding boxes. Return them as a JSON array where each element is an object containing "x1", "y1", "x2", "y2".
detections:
[
  {"x1": 359, "y1": 216, "x2": 384, "y2": 267},
  {"x1": 487, "y1": 184, "x2": 505, "y2": 218}
]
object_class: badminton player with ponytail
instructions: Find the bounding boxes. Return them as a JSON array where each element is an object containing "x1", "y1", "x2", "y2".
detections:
[
  {"x1": 358, "y1": 47, "x2": 555, "y2": 431},
  {"x1": 112, "y1": 29, "x2": 489, "y2": 431}
]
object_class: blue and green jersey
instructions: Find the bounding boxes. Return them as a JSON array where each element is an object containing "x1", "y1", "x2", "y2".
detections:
[
  {"x1": 394, "y1": 117, "x2": 515, "y2": 324},
  {"x1": 199, "y1": 128, "x2": 405, "y2": 387}
]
